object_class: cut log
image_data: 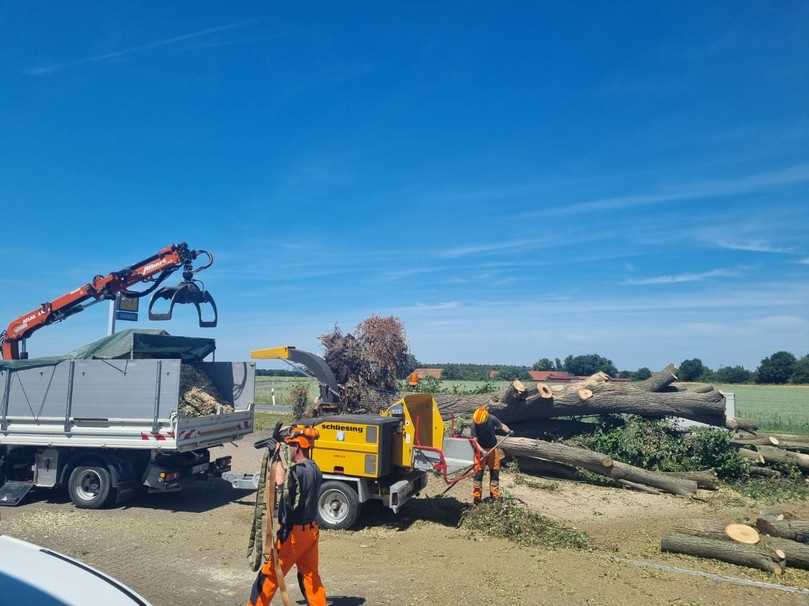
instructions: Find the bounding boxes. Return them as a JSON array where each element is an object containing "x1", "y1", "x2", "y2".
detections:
[
  {"x1": 660, "y1": 534, "x2": 784, "y2": 574},
  {"x1": 501, "y1": 437, "x2": 613, "y2": 469},
  {"x1": 731, "y1": 436, "x2": 781, "y2": 447},
  {"x1": 537, "y1": 383, "x2": 553, "y2": 399},
  {"x1": 638, "y1": 364, "x2": 679, "y2": 392},
  {"x1": 515, "y1": 457, "x2": 579, "y2": 480},
  {"x1": 501, "y1": 437, "x2": 697, "y2": 496},
  {"x1": 672, "y1": 521, "x2": 759, "y2": 544},
  {"x1": 725, "y1": 416, "x2": 759, "y2": 433},
  {"x1": 615, "y1": 479, "x2": 663, "y2": 495},
  {"x1": 749, "y1": 466, "x2": 781, "y2": 479},
  {"x1": 662, "y1": 470, "x2": 719, "y2": 490},
  {"x1": 760, "y1": 536, "x2": 809, "y2": 570},
  {"x1": 737, "y1": 448, "x2": 765, "y2": 465},
  {"x1": 757, "y1": 514, "x2": 809, "y2": 543},
  {"x1": 691, "y1": 384, "x2": 715, "y2": 394},
  {"x1": 725, "y1": 523, "x2": 761, "y2": 545},
  {"x1": 756, "y1": 445, "x2": 809, "y2": 471},
  {"x1": 435, "y1": 365, "x2": 728, "y2": 427}
]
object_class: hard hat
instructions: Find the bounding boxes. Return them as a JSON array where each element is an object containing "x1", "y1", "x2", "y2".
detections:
[
  {"x1": 284, "y1": 425, "x2": 320, "y2": 449},
  {"x1": 472, "y1": 406, "x2": 489, "y2": 424}
]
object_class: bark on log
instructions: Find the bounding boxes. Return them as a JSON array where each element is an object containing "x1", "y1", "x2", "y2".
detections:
[
  {"x1": 662, "y1": 471, "x2": 719, "y2": 490},
  {"x1": 749, "y1": 466, "x2": 781, "y2": 479},
  {"x1": 725, "y1": 416, "x2": 759, "y2": 432},
  {"x1": 738, "y1": 448, "x2": 765, "y2": 464},
  {"x1": 731, "y1": 436, "x2": 781, "y2": 447},
  {"x1": 660, "y1": 534, "x2": 784, "y2": 574},
  {"x1": 435, "y1": 365, "x2": 728, "y2": 427},
  {"x1": 691, "y1": 384, "x2": 715, "y2": 394},
  {"x1": 515, "y1": 457, "x2": 579, "y2": 480},
  {"x1": 757, "y1": 514, "x2": 809, "y2": 543},
  {"x1": 672, "y1": 521, "x2": 759, "y2": 544},
  {"x1": 638, "y1": 364, "x2": 679, "y2": 392},
  {"x1": 760, "y1": 536, "x2": 809, "y2": 570},
  {"x1": 501, "y1": 437, "x2": 697, "y2": 496},
  {"x1": 756, "y1": 445, "x2": 809, "y2": 471},
  {"x1": 501, "y1": 437, "x2": 613, "y2": 469},
  {"x1": 615, "y1": 479, "x2": 663, "y2": 495}
]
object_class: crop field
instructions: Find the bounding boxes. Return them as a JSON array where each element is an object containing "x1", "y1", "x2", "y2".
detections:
[
  {"x1": 255, "y1": 377, "x2": 809, "y2": 434},
  {"x1": 716, "y1": 383, "x2": 809, "y2": 434}
]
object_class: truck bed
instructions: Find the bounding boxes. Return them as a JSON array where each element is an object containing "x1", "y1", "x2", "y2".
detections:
[{"x1": 0, "y1": 359, "x2": 255, "y2": 451}]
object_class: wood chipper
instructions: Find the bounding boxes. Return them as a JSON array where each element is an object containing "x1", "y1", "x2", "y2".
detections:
[{"x1": 226, "y1": 393, "x2": 477, "y2": 529}]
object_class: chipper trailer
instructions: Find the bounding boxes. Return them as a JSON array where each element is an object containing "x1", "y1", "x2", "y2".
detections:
[
  {"x1": 0, "y1": 244, "x2": 255, "y2": 508},
  {"x1": 225, "y1": 346, "x2": 478, "y2": 529}
]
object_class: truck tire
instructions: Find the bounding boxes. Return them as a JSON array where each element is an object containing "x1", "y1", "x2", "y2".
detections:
[
  {"x1": 317, "y1": 481, "x2": 360, "y2": 530},
  {"x1": 68, "y1": 465, "x2": 113, "y2": 509}
]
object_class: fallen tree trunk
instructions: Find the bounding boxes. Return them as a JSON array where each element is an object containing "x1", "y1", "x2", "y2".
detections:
[
  {"x1": 662, "y1": 470, "x2": 719, "y2": 490},
  {"x1": 757, "y1": 514, "x2": 809, "y2": 543},
  {"x1": 760, "y1": 536, "x2": 809, "y2": 570},
  {"x1": 501, "y1": 437, "x2": 613, "y2": 470},
  {"x1": 436, "y1": 366, "x2": 728, "y2": 427},
  {"x1": 749, "y1": 465, "x2": 782, "y2": 479},
  {"x1": 515, "y1": 457, "x2": 579, "y2": 480},
  {"x1": 756, "y1": 445, "x2": 809, "y2": 471},
  {"x1": 501, "y1": 437, "x2": 697, "y2": 496},
  {"x1": 672, "y1": 521, "x2": 760, "y2": 544},
  {"x1": 660, "y1": 534, "x2": 785, "y2": 574},
  {"x1": 738, "y1": 448, "x2": 765, "y2": 464}
]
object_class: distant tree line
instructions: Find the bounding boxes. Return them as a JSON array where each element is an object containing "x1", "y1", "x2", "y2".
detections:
[{"x1": 676, "y1": 352, "x2": 809, "y2": 385}]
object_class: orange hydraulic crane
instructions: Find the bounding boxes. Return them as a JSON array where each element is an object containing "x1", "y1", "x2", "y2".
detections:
[{"x1": 1, "y1": 242, "x2": 217, "y2": 360}]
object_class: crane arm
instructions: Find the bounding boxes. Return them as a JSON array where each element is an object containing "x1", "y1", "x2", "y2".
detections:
[{"x1": 1, "y1": 242, "x2": 209, "y2": 360}]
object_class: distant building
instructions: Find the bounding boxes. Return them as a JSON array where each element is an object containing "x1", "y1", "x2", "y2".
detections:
[
  {"x1": 528, "y1": 370, "x2": 576, "y2": 382},
  {"x1": 487, "y1": 370, "x2": 499, "y2": 380},
  {"x1": 413, "y1": 368, "x2": 444, "y2": 380}
]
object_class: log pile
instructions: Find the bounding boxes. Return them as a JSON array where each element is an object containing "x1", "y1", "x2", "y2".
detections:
[
  {"x1": 661, "y1": 514, "x2": 809, "y2": 573},
  {"x1": 435, "y1": 365, "x2": 743, "y2": 430},
  {"x1": 179, "y1": 364, "x2": 234, "y2": 417}
]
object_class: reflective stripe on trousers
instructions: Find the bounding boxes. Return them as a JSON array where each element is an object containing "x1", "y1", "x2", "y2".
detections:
[{"x1": 247, "y1": 524, "x2": 327, "y2": 606}]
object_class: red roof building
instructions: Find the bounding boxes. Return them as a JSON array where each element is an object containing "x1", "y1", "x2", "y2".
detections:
[
  {"x1": 413, "y1": 368, "x2": 444, "y2": 380},
  {"x1": 528, "y1": 370, "x2": 576, "y2": 382}
]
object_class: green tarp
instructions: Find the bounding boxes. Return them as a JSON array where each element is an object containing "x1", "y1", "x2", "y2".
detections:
[{"x1": 0, "y1": 329, "x2": 216, "y2": 370}]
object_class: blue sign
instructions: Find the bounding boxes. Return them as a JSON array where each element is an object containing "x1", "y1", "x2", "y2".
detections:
[{"x1": 115, "y1": 311, "x2": 138, "y2": 322}]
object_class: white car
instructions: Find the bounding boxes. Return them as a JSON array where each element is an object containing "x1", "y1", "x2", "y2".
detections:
[{"x1": 0, "y1": 535, "x2": 152, "y2": 606}]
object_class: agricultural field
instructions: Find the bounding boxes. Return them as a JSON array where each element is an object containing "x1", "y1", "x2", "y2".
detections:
[{"x1": 256, "y1": 377, "x2": 809, "y2": 434}]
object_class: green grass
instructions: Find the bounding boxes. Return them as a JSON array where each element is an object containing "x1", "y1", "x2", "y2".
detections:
[
  {"x1": 255, "y1": 376, "x2": 319, "y2": 405},
  {"x1": 254, "y1": 411, "x2": 294, "y2": 432},
  {"x1": 714, "y1": 383, "x2": 809, "y2": 435}
]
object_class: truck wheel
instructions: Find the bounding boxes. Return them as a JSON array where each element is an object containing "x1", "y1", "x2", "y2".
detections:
[
  {"x1": 317, "y1": 481, "x2": 360, "y2": 530},
  {"x1": 68, "y1": 466, "x2": 112, "y2": 509}
]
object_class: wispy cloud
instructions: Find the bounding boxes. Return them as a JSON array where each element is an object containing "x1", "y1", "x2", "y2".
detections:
[
  {"x1": 798, "y1": 258, "x2": 809, "y2": 265},
  {"x1": 623, "y1": 267, "x2": 742, "y2": 285},
  {"x1": 435, "y1": 238, "x2": 549, "y2": 259},
  {"x1": 536, "y1": 164, "x2": 809, "y2": 216},
  {"x1": 25, "y1": 20, "x2": 257, "y2": 75},
  {"x1": 716, "y1": 239, "x2": 797, "y2": 254},
  {"x1": 398, "y1": 301, "x2": 461, "y2": 313}
]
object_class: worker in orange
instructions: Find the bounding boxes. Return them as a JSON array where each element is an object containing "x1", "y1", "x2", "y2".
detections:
[
  {"x1": 248, "y1": 425, "x2": 327, "y2": 606},
  {"x1": 471, "y1": 398, "x2": 512, "y2": 504}
]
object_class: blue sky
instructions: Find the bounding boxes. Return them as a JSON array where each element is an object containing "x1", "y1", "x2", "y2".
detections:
[{"x1": 2, "y1": 3, "x2": 808, "y2": 370}]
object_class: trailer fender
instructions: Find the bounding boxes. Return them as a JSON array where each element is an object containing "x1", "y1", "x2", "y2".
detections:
[{"x1": 57, "y1": 451, "x2": 127, "y2": 488}]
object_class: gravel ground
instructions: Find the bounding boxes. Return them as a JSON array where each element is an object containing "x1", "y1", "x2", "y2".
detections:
[{"x1": 2, "y1": 433, "x2": 809, "y2": 605}]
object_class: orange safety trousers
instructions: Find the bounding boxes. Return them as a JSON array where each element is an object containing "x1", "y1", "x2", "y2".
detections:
[
  {"x1": 247, "y1": 524, "x2": 327, "y2": 606},
  {"x1": 472, "y1": 448, "x2": 503, "y2": 501}
]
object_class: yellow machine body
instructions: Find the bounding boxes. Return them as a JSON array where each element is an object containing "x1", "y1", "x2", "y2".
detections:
[
  {"x1": 299, "y1": 415, "x2": 400, "y2": 479},
  {"x1": 383, "y1": 394, "x2": 445, "y2": 470},
  {"x1": 297, "y1": 395, "x2": 445, "y2": 478}
]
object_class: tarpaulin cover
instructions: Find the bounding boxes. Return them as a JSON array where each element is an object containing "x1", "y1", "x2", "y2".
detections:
[{"x1": 0, "y1": 329, "x2": 216, "y2": 370}]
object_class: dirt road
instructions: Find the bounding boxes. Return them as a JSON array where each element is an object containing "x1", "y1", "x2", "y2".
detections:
[{"x1": 2, "y1": 435, "x2": 808, "y2": 605}]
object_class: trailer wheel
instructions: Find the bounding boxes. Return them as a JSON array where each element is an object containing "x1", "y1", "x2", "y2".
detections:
[
  {"x1": 317, "y1": 481, "x2": 359, "y2": 530},
  {"x1": 68, "y1": 466, "x2": 112, "y2": 509}
]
